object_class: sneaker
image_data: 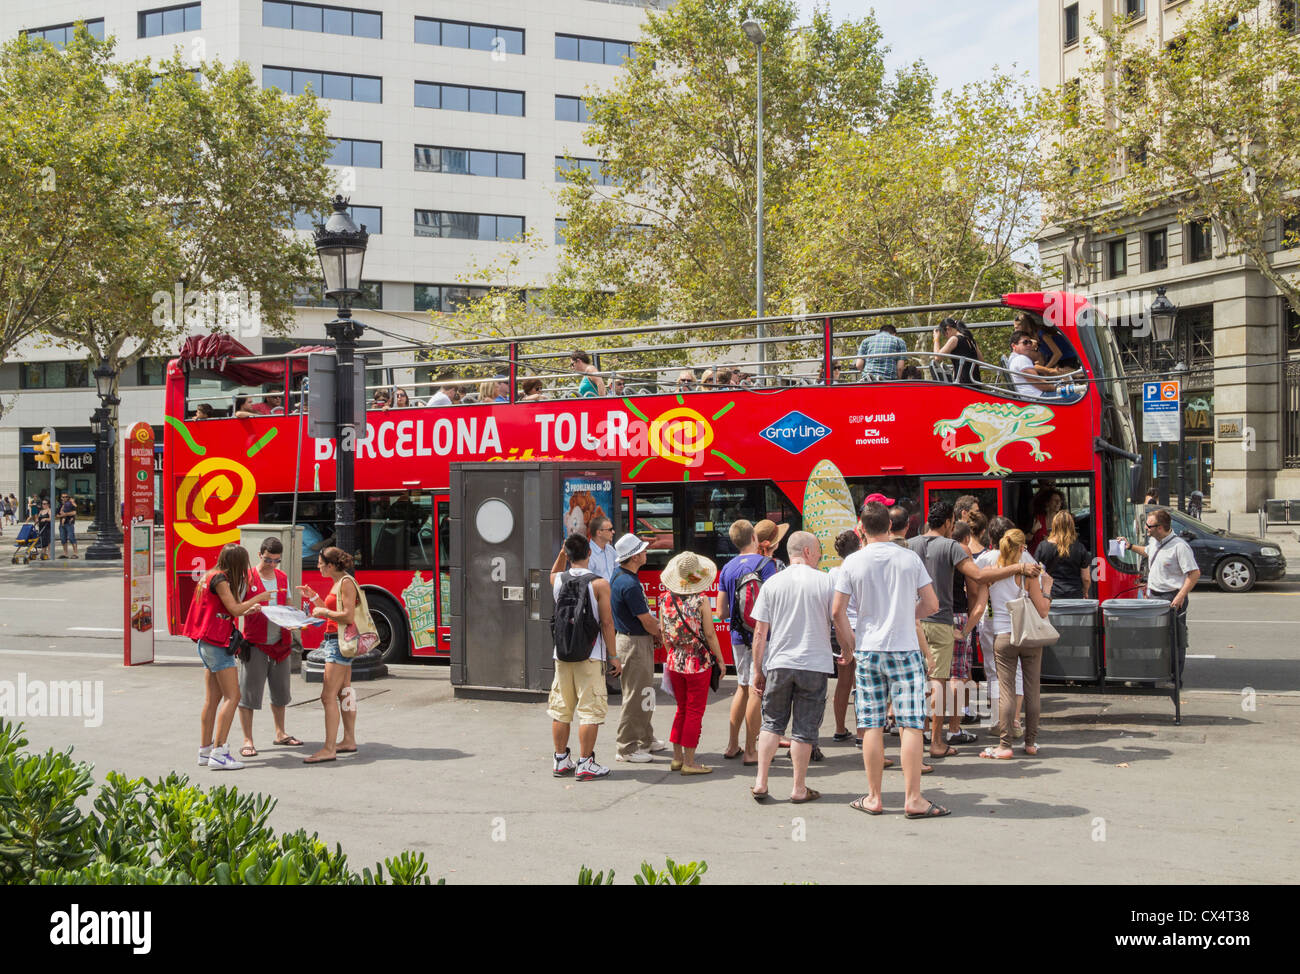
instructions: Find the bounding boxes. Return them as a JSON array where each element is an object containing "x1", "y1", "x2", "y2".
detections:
[
  {"x1": 852, "y1": 736, "x2": 862, "y2": 748},
  {"x1": 947, "y1": 729, "x2": 978, "y2": 745},
  {"x1": 552, "y1": 747, "x2": 577, "y2": 777},
  {"x1": 616, "y1": 750, "x2": 653, "y2": 763},
  {"x1": 647, "y1": 739, "x2": 668, "y2": 753},
  {"x1": 961, "y1": 711, "x2": 980, "y2": 725},
  {"x1": 206, "y1": 745, "x2": 244, "y2": 770},
  {"x1": 198, "y1": 746, "x2": 211, "y2": 767},
  {"x1": 832, "y1": 731, "x2": 854, "y2": 742},
  {"x1": 575, "y1": 755, "x2": 610, "y2": 781}
]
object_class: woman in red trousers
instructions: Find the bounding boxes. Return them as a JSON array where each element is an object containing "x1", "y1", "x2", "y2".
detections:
[{"x1": 659, "y1": 552, "x2": 726, "y2": 776}]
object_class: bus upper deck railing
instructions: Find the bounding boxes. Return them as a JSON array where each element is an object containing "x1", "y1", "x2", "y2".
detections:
[{"x1": 180, "y1": 299, "x2": 1090, "y2": 414}]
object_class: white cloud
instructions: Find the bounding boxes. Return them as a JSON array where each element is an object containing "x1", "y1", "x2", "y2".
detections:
[{"x1": 792, "y1": 0, "x2": 1038, "y2": 95}]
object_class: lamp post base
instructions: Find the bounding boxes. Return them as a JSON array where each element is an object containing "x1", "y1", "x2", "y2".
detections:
[{"x1": 84, "y1": 543, "x2": 122, "y2": 561}]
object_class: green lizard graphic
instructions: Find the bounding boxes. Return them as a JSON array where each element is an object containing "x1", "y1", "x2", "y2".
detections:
[{"x1": 932, "y1": 403, "x2": 1056, "y2": 477}]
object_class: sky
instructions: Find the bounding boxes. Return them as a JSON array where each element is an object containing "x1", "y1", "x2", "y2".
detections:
[{"x1": 793, "y1": 1, "x2": 1039, "y2": 96}]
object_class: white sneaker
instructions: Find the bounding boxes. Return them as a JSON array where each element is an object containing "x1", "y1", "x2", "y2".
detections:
[
  {"x1": 647, "y1": 739, "x2": 668, "y2": 753},
  {"x1": 616, "y1": 750, "x2": 653, "y2": 763},
  {"x1": 575, "y1": 755, "x2": 610, "y2": 781},
  {"x1": 552, "y1": 747, "x2": 577, "y2": 777},
  {"x1": 207, "y1": 744, "x2": 244, "y2": 770},
  {"x1": 198, "y1": 746, "x2": 211, "y2": 767}
]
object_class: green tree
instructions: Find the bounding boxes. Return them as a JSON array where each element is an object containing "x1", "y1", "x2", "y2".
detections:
[
  {"x1": 553, "y1": 0, "x2": 933, "y2": 323},
  {"x1": 1044, "y1": 0, "x2": 1300, "y2": 311},
  {"x1": 0, "y1": 27, "x2": 333, "y2": 419}
]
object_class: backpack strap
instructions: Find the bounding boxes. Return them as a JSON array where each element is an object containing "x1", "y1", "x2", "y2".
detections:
[{"x1": 666, "y1": 591, "x2": 711, "y2": 655}]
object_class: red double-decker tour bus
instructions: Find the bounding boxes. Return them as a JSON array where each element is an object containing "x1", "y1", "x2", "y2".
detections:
[{"x1": 163, "y1": 291, "x2": 1145, "y2": 664}]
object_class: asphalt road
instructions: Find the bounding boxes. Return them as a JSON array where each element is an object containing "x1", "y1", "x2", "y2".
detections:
[{"x1": 1, "y1": 562, "x2": 1297, "y2": 884}]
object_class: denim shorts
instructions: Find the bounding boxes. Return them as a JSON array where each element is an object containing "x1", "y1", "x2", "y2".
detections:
[
  {"x1": 59, "y1": 523, "x2": 76, "y2": 544},
  {"x1": 322, "y1": 635, "x2": 352, "y2": 666},
  {"x1": 196, "y1": 639, "x2": 236, "y2": 674}
]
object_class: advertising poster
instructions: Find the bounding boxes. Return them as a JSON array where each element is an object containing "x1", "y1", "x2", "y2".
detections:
[
  {"x1": 126, "y1": 523, "x2": 155, "y2": 665},
  {"x1": 562, "y1": 473, "x2": 614, "y2": 538}
]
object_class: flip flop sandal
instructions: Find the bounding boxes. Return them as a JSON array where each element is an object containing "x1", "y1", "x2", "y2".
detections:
[
  {"x1": 979, "y1": 747, "x2": 1013, "y2": 760},
  {"x1": 723, "y1": 749, "x2": 743, "y2": 759},
  {"x1": 832, "y1": 731, "x2": 854, "y2": 742},
  {"x1": 790, "y1": 788, "x2": 821, "y2": 804},
  {"x1": 742, "y1": 759, "x2": 758, "y2": 766},
  {"x1": 904, "y1": 801, "x2": 951, "y2": 820},
  {"x1": 240, "y1": 746, "x2": 258, "y2": 757},
  {"x1": 750, "y1": 788, "x2": 771, "y2": 803},
  {"x1": 303, "y1": 755, "x2": 337, "y2": 764},
  {"x1": 810, "y1": 747, "x2": 825, "y2": 762},
  {"x1": 336, "y1": 746, "x2": 357, "y2": 754},
  {"x1": 929, "y1": 746, "x2": 959, "y2": 759},
  {"x1": 273, "y1": 736, "x2": 303, "y2": 746},
  {"x1": 850, "y1": 797, "x2": 884, "y2": 815}
]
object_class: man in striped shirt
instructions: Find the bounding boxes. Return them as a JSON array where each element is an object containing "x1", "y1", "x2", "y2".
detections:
[{"x1": 854, "y1": 324, "x2": 908, "y2": 381}]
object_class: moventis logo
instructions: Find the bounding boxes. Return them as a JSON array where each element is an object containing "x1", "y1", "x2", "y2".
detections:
[{"x1": 760, "y1": 411, "x2": 832, "y2": 455}]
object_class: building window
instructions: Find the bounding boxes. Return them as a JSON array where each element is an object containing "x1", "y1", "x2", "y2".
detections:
[
  {"x1": 1124, "y1": 0, "x2": 1146, "y2": 17},
  {"x1": 263, "y1": 2, "x2": 382, "y2": 37},
  {"x1": 1282, "y1": 1, "x2": 1300, "y2": 34},
  {"x1": 136, "y1": 357, "x2": 169, "y2": 387},
  {"x1": 1187, "y1": 219, "x2": 1213, "y2": 262},
  {"x1": 1146, "y1": 228, "x2": 1168, "y2": 271},
  {"x1": 554, "y1": 33, "x2": 634, "y2": 66},
  {"x1": 556, "y1": 95, "x2": 592, "y2": 122},
  {"x1": 414, "y1": 284, "x2": 490, "y2": 313},
  {"x1": 415, "y1": 82, "x2": 524, "y2": 116},
  {"x1": 328, "y1": 138, "x2": 382, "y2": 168},
  {"x1": 295, "y1": 280, "x2": 382, "y2": 308},
  {"x1": 23, "y1": 19, "x2": 105, "y2": 49},
  {"x1": 1286, "y1": 301, "x2": 1300, "y2": 352},
  {"x1": 555, "y1": 157, "x2": 615, "y2": 185},
  {"x1": 1187, "y1": 307, "x2": 1214, "y2": 365},
  {"x1": 1108, "y1": 237, "x2": 1127, "y2": 278},
  {"x1": 264, "y1": 66, "x2": 382, "y2": 103},
  {"x1": 1064, "y1": 4, "x2": 1080, "y2": 47},
  {"x1": 414, "y1": 146, "x2": 525, "y2": 179},
  {"x1": 20, "y1": 361, "x2": 91, "y2": 390},
  {"x1": 292, "y1": 204, "x2": 380, "y2": 233},
  {"x1": 414, "y1": 17, "x2": 523, "y2": 54},
  {"x1": 1282, "y1": 213, "x2": 1300, "y2": 249},
  {"x1": 139, "y1": 3, "x2": 202, "y2": 38},
  {"x1": 414, "y1": 211, "x2": 525, "y2": 242}
]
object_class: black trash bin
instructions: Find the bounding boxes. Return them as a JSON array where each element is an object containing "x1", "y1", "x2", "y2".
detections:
[
  {"x1": 1043, "y1": 599, "x2": 1099, "y2": 680},
  {"x1": 1103, "y1": 598, "x2": 1174, "y2": 682}
]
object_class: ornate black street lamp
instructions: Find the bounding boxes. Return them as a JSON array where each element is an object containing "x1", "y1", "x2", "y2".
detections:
[
  {"x1": 1147, "y1": 287, "x2": 1183, "y2": 510},
  {"x1": 85, "y1": 362, "x2": 123, "y2": 560},
  {"x1": 313, "y1": 195, "x2": 368, "y2": 560}
]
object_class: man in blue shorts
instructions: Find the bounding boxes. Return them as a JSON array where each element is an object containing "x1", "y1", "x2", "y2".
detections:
[{"x1": 833, "y1": 502, "x2": 949, "y2": 819}]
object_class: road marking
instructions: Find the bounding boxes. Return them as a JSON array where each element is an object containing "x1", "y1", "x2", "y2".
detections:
[
  {"x1": 1186, "y1": 654, "x2": 1217, "y2": 659},
  {"x1": 1193, "y1": 620, "x2": 1298, "y2": 624},
  {"x1": 0, "y1": 648, "x2": 194, "y2": 662},
  {"x1": 67, "y1": 627, "x2": 124, "y2": 633},
  {"x1": 0, "y1": 597, "x2": 67, "y2": 602}
]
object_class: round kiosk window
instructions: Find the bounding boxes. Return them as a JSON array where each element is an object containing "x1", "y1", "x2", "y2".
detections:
[{"x1": 474, "y1": 498, "x2": 514, "y2": 544}]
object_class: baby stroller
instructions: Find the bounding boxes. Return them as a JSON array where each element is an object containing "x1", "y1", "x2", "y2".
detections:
[{"x1": 11, "y1": 522, "x2": 40, "y2": 564}]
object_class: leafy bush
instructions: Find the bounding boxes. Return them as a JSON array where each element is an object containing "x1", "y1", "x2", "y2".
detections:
[
  {"x1": 579, "y1": 859, "x2": 707, "y2": 885},
  {"x1": 0, "y1": 720, "x2": 437, "y2": 885}
]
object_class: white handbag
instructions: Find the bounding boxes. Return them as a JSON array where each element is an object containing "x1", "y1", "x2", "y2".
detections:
[{"x1": 1005, "y1": 575, "x2": 1059, "y2": 649}]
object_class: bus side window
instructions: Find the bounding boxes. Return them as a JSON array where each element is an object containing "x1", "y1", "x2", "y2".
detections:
[{"x1": 634, "y1": 489, "x2": 678, "y2": 572}]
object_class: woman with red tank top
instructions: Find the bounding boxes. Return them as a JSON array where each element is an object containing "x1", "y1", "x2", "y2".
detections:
[
  {"x1": 298, "y1": 546, "x2": 359, "y2": 764},
  {"x1": 183, "y1": 543, "x2": 272, "y2": 771}
]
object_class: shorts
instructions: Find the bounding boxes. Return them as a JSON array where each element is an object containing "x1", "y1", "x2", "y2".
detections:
[
  {"x1": 547, "y1": 658, "x2": 608, "y2": 726},
  {"x1": 921, "y1": 621, "x2": 955, "y2": 681},
  {"x1": 951, "y1": 613, "x2": 973, "y2": 681},
  {"x1": 322, "y1": 634, "x2": 351, "y2": 666},
  {"x1": 196, "y1": 639, "x2": 236, "y2": 674},
  {"x1": 854, "y1": 650, "x2": 928, "y2": 730},
  {"x1": 760, "y1": 668, "x2": 827, "y2": 745},
  {"x1": 239, "y1": 648, "x2": 292, "y2": 710},
  {"x1": 59, "y1": 523, "x2": 76, "y2": 544},
  {"x1": 731, "y1": 639, "x2": 754, "y2": 687}
]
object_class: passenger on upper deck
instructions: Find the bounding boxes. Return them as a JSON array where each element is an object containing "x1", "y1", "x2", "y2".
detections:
[
  {"x1": 194, "y1": 402, "x2": 214, "y2": 420},
  {"x1": 519, "y1": 378, "x2": 545, "y2": 401},
  {"x1": 676, "y1": 370, "x2": 696, "y2": 393},
  {"x1": 855, "y1": 324, "x2": 908, "y2": 381},
  {"x1": 370, "y1": 389, "x2": 392, "y2": 410},
  {"x1": 933, "y1": 317, "x2": 983, "y2": 387},
  {"x1": 570, "y1": 350, "x2": 605, "y2": 398},
  {"x1": 609, "y1": 375, "x2": 626, "y2": 397},
  {"x1": 1007, "y1": 335, "x2": 1056, "y2": 399},
  {"x1": 427, "y1": 373, "x2": 462, "y2": 406},
  {"x1": 1037, "y1": 320, "x2": 1081, "y2": 372},
  {"x1": 233, "y1": 395, "x2": 273, "y2": 418},
  {"x1": 394, "y1": 388, "x2": 412, "y2": 408}
]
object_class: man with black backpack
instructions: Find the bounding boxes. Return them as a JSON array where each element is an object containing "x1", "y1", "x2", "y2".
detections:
[
  {"x1": 548, "y1": 533, "x2": 621, "y2": 781},
  {"x1": 716, "y1": 518, "x2": 785, "y2": 764}
]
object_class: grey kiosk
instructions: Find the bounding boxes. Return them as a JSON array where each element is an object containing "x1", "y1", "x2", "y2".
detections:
[{"x1": 449, "y1": 462, "x2": 622, "y2": 698}]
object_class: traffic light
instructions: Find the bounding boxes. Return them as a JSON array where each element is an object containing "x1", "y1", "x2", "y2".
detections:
[{"x1": 30, "y1": 432, "x2": 60, "y2": 465}]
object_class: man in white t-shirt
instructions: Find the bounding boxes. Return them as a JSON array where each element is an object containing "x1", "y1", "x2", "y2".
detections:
[
  {"x1": 1008, "y1": 334, "x2": 1054, "y2": 399},
  {"x1": 547, "y1": 534, "x2": 620, "y2": 782},
  {"x1": 750, "y1": 531, "x2": 837, "y2": 804},
  {"x1": 1127, "y1": 507, "x2": 1200, "y2": 679},
  {"x1": 833, "y1": 502, "x2": 948, "y2": 819}
]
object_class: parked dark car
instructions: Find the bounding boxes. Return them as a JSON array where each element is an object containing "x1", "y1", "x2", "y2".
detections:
[{"x1": 1144, "y1": 505, "x2": 1286, "y2": 593}]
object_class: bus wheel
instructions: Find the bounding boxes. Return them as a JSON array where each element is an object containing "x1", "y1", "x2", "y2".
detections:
[{"x1": 365, "y1": 589, "x2": 410, "y2": 664}]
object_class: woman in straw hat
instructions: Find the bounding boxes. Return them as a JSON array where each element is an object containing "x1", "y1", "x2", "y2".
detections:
[{"x1": 659, "y1": 551, "x2": 727, "y2": 775}]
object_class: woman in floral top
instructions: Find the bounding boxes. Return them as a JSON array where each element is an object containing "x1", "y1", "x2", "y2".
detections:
[{"x1": 659, "y1": 552, "x2": 726, "y2": 776}]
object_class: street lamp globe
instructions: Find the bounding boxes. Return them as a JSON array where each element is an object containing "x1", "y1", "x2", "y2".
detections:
[
  {"x1": 93, "y1": 362, "x2": 115, "y2": 399},
  {"x1": 1149, "y1": 286, "x2": 1178, "y2": 345},
  {"x1": 313, "y1": 195, "x2": 369, "y2": 306},
  {"x1": 741, "y1": 18, "x2": 765, "y2": 44}
]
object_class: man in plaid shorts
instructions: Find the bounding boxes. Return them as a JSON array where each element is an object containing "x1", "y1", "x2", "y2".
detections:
[{"x1": 833, "y1": 502, "x2": 948, "y2": 819}]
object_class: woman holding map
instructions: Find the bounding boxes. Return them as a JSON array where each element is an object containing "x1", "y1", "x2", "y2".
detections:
[{"x1": 236, "y1": 537, "x2": 303, "y2": 757}]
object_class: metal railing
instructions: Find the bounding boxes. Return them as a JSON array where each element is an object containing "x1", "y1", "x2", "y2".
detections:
[{"x1": 1285, "y1": 358, "x2": 1300, "y2": 469}]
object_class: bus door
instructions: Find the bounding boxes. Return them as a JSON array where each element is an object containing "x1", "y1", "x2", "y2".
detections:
[
  {"x1": 620, "y1": 487, "x2": 633, "y2": 538},
  {"x1": 429, "y1": 492, "x2": 450, "y2": 656},
  {"x1": 923, "y1": 480, "x2": 1001, "y2": 523}
]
